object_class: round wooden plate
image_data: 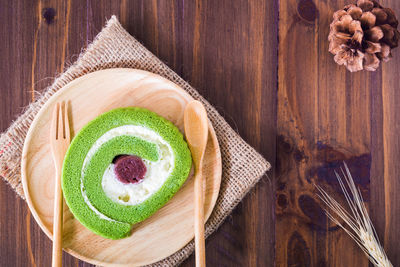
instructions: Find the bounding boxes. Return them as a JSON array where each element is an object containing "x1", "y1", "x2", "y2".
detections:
[{"x1": 21, "y1": 69, "x2": 222, "y2": 266}]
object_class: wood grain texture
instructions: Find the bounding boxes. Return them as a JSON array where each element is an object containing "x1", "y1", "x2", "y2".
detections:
[
  {"x1": 6, "y1": 0, "x2": 400, "y2": 266},
  {"x1": 21, "y1": 69, "x2": 221, "y2": 266},
  {"x1": 277, "y1": 0, "x2": 400, "y2": 266},
  {"x1": 5, "y1": 0, "x2": 400, "y2": 266},
  {"x1": 0, "y1": 0, "x2": 275, "y2": 266},
  {"x1": 380, "y1": 1, "x2": 400, "y2": 264}
]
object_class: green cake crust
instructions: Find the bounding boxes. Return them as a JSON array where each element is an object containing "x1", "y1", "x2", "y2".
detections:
[{"x1": 62, "y1": 107, "x2": 192, "y2": 239}]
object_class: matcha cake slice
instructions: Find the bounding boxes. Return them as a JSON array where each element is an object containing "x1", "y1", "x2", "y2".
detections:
[{"x1": 62, "y1": 107, "x2": 192, "y2": 239}]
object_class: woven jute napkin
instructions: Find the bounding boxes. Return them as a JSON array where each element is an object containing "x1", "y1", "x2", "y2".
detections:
[{"x1": 0, "y1": 16, "x2": 270, "y2": 266}]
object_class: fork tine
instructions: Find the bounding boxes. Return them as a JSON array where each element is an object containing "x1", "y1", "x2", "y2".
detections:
[
  {"x1": 64, "y1": 101, "x2": 70, "y2": 141},
  {"x1": 51, "y1": 103, "x2": 59, "y2": 140},
  {"x1": 58, "y1": 102, "x2": 64, "y2": 139}
]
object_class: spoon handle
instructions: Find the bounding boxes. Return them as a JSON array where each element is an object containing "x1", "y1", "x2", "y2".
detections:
[{"x1": 194, "y1": 169, "x2": 206, "y2": 267}]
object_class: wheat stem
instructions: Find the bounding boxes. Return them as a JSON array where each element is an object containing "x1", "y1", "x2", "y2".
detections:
[{"x1": 315, "y1": 163, "x2": 392, "y2": 267}]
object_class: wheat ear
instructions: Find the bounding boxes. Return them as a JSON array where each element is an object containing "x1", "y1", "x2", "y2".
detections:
[{"x1": 315, "y1": 163, "x2": 392, "y2": 267}]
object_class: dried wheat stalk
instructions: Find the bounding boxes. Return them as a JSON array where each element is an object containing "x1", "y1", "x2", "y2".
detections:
[{"x1": 315, "y1": 163, "x2": 392, "y2": 267}]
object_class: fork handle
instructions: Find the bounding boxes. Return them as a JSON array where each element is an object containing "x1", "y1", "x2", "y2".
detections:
[{"x1": 52, "y1": 164, "x2": 63, "y2": 267}]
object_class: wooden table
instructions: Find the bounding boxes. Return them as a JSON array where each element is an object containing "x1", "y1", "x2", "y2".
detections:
[{"x1": 0, "y1": 0, "x2": 399, "y2": 266}]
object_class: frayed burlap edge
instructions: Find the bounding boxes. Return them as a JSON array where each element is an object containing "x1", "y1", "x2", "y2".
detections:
[{"x1": 0, "y1": 16, "x2": 270, "y2": 266}]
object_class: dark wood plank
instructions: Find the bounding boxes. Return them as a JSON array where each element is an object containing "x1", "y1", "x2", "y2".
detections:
[
  {"x1": 178, "y1": 1, "x2": 277, "y2": 266},
  {"x1": 175, "y1": 1, "x2": 278, "y2": 266},
  {"x1": 0, "y1": 1, "x2": 41, "y2": 267},
  {"x1": 277, "y1": 0, "x2": 400, "y2": 266},
  {"x1": 0, "y1": 0, "x2": 278, "y2": 266},
  {"x1": 379, "y1": 1, "x2": 400, "y2": 264}
]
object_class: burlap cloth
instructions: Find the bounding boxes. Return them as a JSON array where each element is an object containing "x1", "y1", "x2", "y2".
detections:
[{"x1": 0, "y1": 16, "x2": 270, "y2": 266}]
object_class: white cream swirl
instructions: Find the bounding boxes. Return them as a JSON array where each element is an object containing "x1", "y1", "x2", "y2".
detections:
[{"x1": 80, "y1": 125, "x2": 175, "y2": 221}]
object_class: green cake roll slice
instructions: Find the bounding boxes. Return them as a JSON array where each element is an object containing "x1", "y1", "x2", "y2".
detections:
[{"x1": 62, "y1": 107, "x2": 192, "y2": 239}]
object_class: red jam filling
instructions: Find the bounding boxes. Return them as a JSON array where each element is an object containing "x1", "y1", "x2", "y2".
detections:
[{"x1": 113, "y1": 155, "x2": 147, "y2": 184}]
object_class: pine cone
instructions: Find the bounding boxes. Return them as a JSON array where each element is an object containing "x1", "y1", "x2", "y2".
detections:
[{"x1": 328, "y1": 0, "x2": 400, "y2": 72}]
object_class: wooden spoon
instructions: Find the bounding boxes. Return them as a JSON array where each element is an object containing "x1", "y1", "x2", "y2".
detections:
[{"x1": 184, "y1": 100, "x2": 209, "y2": 267}]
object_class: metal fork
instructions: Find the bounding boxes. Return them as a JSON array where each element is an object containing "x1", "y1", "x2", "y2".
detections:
[{"x1": 50, "y1": 101, "x2": 71, "y2": 267}]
